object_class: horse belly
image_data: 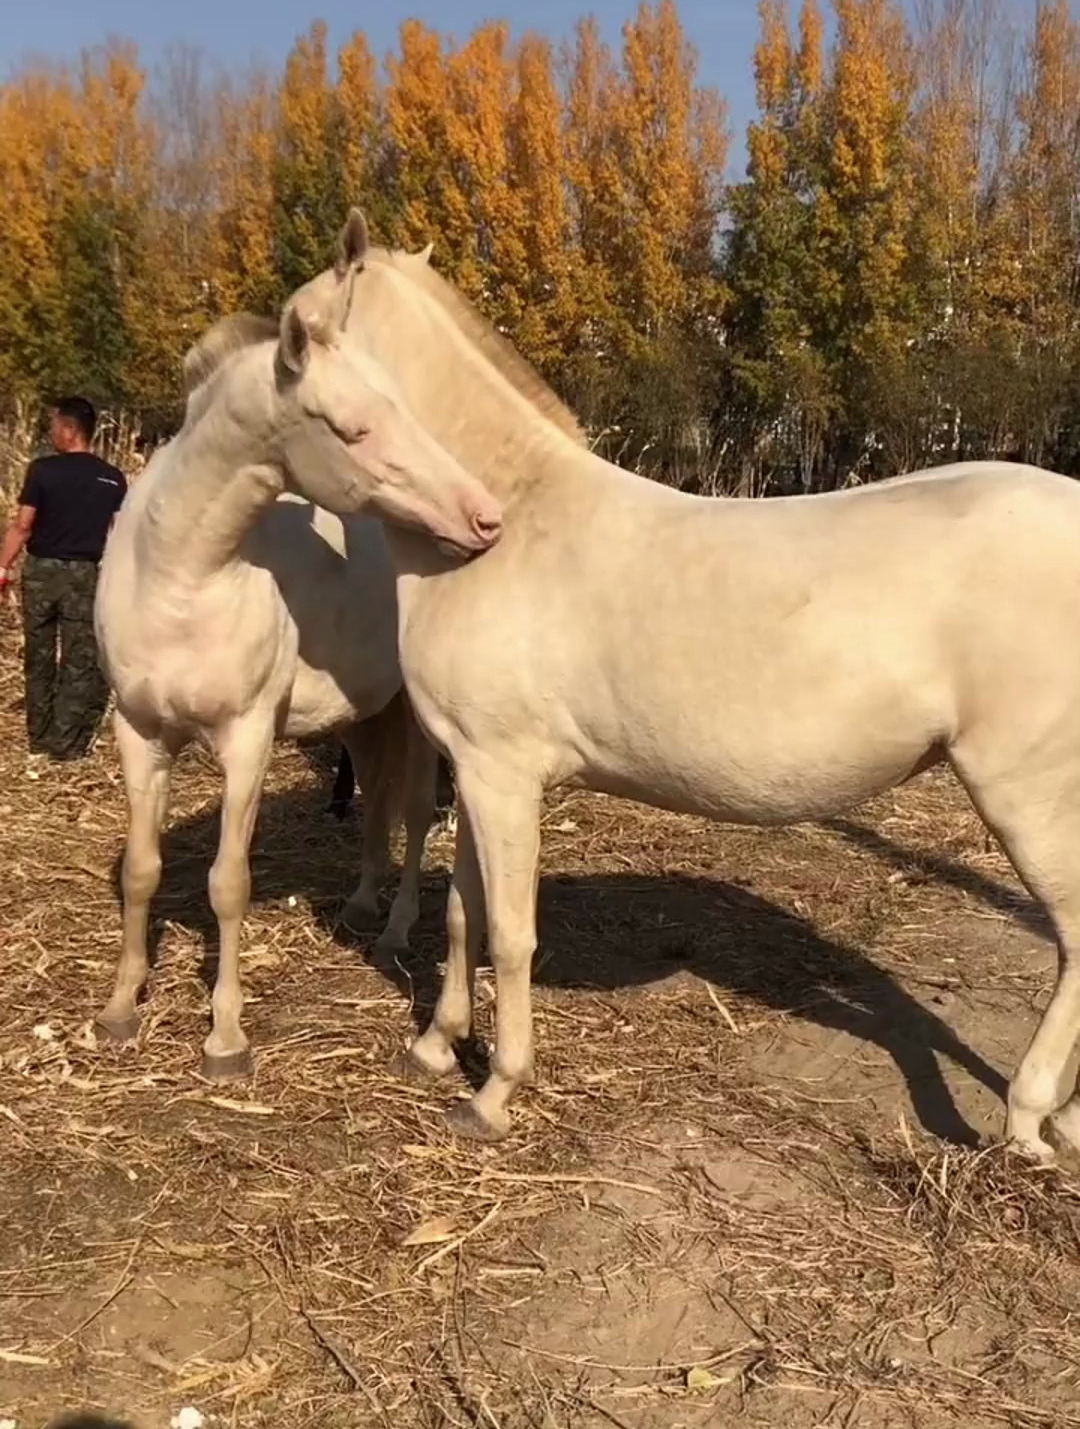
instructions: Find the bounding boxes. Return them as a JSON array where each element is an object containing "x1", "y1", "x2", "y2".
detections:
[
  {"x1": 575, "y1": 687, "x2": 946, "y2": 826},
  {"x1": 282, "y1": 662, "x2": 400, "y2": 739}
]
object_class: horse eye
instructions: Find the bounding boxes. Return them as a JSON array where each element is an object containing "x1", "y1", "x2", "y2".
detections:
[{"x1": 327, "y1": 416, "x2": 369, "y2": 444}]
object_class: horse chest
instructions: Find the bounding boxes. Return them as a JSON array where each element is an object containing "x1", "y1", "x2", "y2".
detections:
[{"x1": 113, "y1": 586, "x2": 292, "y2": 729}]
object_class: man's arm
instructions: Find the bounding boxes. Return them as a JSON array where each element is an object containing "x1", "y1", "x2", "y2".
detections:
[
  {"x1": 1, "y1": 459, "x2": 43, "y2": 594},
  {"x1": 0, "y1": 504, "x2": 36, "y2": 595}
]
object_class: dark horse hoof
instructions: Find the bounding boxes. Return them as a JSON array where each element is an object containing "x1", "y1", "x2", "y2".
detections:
[
  {"x1": 200, "y1": 1047, "x2": 254, "y2": 1082},
  {"x1": 445, "y1": 1099, "x2": 510, "y2": 1143}
]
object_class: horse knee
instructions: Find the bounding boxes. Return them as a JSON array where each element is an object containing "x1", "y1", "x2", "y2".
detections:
[
  {"x1": 122, "y1": 848, "x2": 161, "y2": 905},
  {"x1": 209, "y1": 859, "x2": 250, "y2": 922}
]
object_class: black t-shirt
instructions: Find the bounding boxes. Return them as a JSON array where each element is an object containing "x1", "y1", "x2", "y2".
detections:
[{"x1": 18, "y1": 452, "x2": 128, "y2": 562}]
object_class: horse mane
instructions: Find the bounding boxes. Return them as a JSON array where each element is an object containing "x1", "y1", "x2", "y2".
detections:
[
  {"x1": 367, "y1": 247, "x2": 587, "y2": 446},
  {"x1": 182, "y1": 313, "x2": 280, "y2": 397}
]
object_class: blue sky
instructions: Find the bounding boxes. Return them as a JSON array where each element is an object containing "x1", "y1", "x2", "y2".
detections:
[{"x1": 0, "y1": 0, "x2": 1049, "y2": 179}]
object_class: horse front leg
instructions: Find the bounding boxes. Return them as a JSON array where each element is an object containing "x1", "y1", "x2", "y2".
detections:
[
  {"x1": 443, "y1": 760, "x2": 542, "y2": 1142},
  {"x1": 201, "y1": 714, "x2": 274, "y2": 1081},
  {"x1": 97, "y1": 709, "x2": 178, "y2": 1042}
]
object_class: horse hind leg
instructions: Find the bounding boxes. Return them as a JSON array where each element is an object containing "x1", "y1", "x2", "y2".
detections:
[
  {"x1": 952, "y1": 747, "x2": 1080, "y2": 1162},
  {"x1": 339, "y1": 714, "x2": 396, "y2": 932},
  {"x1": 328, "y1": 746, "x2": 355, "y2": 819},
  {"x1": 377, "y1": 705, "x2": 439, "y2": 954}
]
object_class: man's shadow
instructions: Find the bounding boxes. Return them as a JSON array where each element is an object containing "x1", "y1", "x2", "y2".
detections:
[{"x1": 116, "y1": 783, "x2": 1036, "y2": 1151}]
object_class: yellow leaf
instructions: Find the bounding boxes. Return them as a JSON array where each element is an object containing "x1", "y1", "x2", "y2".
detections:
[
  {"x1": 686, "y1": 1365, "x2": 724, "y2": 1391},
  {"x1": 0, "y1": 1347, "x2": 53, "y2": 1366},
  {"x1": 401, "y1": 1216, "x2": 459, "y2": 1247},
  {"x1": 204, "y1": 1096, "x2": 277, "y2": 1116}
]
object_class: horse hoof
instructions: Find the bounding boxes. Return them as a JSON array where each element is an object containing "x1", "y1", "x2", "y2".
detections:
[
  {"x1": 1051, "y1": 1104, "x2": 1080, "y2": 1158},
  {"x1": 200, "y1": 1047, "x2": 254, "y2": 1083},
  {"x1": 95, "y1": 1012, "x2": 140, "y2": 1044},
  {"x1": 445, "y1": 1100, "x2": 509, "y2": 1144},
  {"x1": 1008, "y1": 1134, "x2": 1056, "y2": 1166},
  {"x1": 392, "y1": 1048, "x2": 450, "y2": 1084},
  {"x1": 374, "y1": 928, "x2": 409, "y2": 957},
  {"x1": 341, "y1": 899, "x2": 380, "y2": 935}
]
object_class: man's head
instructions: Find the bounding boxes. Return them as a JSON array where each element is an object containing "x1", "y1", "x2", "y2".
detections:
[{"x1": 49, "y1": 396, "x2": 96, "y2": 453}]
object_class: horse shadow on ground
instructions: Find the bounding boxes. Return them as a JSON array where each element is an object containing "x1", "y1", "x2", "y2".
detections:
[{"x1": 111, "y1": 777, "x2": 1048, "y2": 1151}]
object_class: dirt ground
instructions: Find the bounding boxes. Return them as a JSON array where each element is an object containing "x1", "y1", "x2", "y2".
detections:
[{"x1": 2, "y1": 637, "x2": 1080, "y2": 1429}]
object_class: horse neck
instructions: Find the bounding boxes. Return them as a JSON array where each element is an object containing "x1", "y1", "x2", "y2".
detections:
[
  {"x1": 356, "y1": 283, "x2": 581, "y2": 507},
  {"x1": 143, "y1": 365, "x2": 286, "y2": 582}
]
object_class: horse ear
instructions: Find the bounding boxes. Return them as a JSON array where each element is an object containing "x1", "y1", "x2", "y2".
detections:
[
  {"x1": 335, "y1": 208, "x2": 369, "y2": 278},
  {"x1": 415, "y1": 240, "x2": 434, "y2": 265},
  {"x1": 278, "y1": 304, "x2": 311, "y2": 377}
]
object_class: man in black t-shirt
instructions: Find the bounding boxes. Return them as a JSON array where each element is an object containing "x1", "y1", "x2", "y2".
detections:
[{"x1": 0, "y1": 396, "x2": 127, "y2": 760}]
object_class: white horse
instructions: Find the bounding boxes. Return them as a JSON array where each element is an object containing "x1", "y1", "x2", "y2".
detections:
[
  {"x1": 93, "y1": 273, "x2": 501, "y2": 1080},
  {"x1": 289, "y1": 210, "x2": 1080, "y2": 1164}
]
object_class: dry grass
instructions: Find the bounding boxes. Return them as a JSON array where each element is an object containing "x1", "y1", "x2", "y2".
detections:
[{"x1": 1, "y1": 627, "x2": 1079, "y2": 1429}]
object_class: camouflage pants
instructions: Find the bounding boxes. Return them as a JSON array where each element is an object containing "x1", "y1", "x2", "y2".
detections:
[{"x1": 21, "y1": 555, "x2": 108, "y2": 759}]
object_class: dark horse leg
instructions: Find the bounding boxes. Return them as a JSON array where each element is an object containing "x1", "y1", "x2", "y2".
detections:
[
  {"x1": 328, "y1": 747, "x2": 356, "y2": 819},
  {"x1": 329, "y1": 743, "x2": 454, "y2": 821},
  {"x1": 435, "y1": 753, "x2": 455, "y2": 815}
]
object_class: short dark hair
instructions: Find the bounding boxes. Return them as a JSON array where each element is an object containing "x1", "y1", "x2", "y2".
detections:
[{"x1": 53, "y1": 395, "x2": 97, "y2": 442}]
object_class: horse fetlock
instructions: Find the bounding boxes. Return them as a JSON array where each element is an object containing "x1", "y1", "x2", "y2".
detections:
[
  {"x1": 374, "y1": 919, "x2": 412, "y2": 955},
  {"x1": 1005, "y1": 1100, "x2": 1056, "y2": 1164},
  {"x1": 402, "y1": 1031, "x2": 457, "y2": 1080},
  {"x1": 492, "y1": 1052, "x2": 534, "y2": 1090},
  {"x1": 342, "y1": 888, "x2": 382, "y2": 932},
  {"x1": 1008, "y1": 1064, "x2": 1059, "y2": 1122},
  {"x1": 446, "y1": 1096, "x2": 511, "y2": 1144}
]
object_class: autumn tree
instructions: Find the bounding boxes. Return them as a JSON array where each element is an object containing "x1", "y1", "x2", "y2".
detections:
[
  {"x1": 904, "y1": 0, "x2": 1018, "y2": 459},
  {"x1": 0, "y1": 46, "x2": 155, "y2": 410},
  {"x1": 0, "y1": 69, "x2": 70, "y2": 396},
  {"x1": 506, "y1": 34, "x2": 580, "y2": 366},
  {"x1": 612, "y1": 0, "x2": 726, "y2": 332},
  {"x1": 120, "y1": 46, "x2": 225, "y2": 426},
  {"x1": 561, "y1": 5, "x2": 727, "y2": 458},
  {"x1": 271, "y1": 22, "x2": 341, "y2": 293},
  {"x1": 209, "y1": 70, "x2": 278, "y2": 314},
  {"x1": 383, "y1": 21, "x2": 466, "y2": 262},
  {"x1": 725, "y1": 0, "x2": 834, "y2": 486},
  {"x1": 335, "y1": 30, "x2": 395, "y2": 236},
  {"x1": 563, "y1": 17, "x2": 631, "y2": 353},
  {"x1": 999, "y1": 0, "x2": 1080, "y2": 462}
]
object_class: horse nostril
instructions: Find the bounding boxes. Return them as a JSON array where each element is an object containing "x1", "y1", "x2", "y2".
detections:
[{"x1": 471, "y1": 511, "x2": 503, "y2": 544}]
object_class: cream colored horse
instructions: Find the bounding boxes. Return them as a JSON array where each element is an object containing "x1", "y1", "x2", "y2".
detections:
[
  {"x1": 94, "y1": 272, "x2": 502, "y2": 1079},
  {"x1": 291, "y1": 211, "x2": 1080, "y2": 1163}
]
